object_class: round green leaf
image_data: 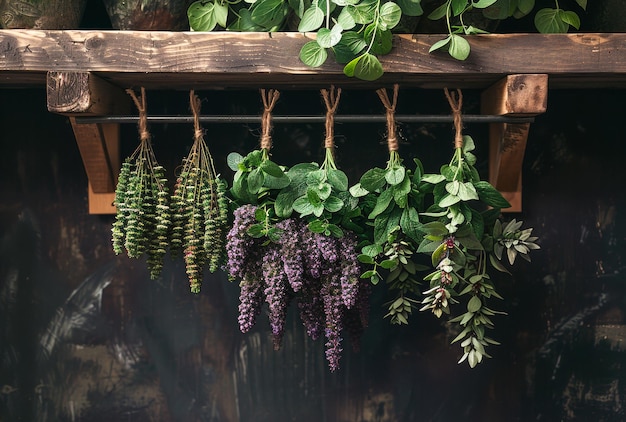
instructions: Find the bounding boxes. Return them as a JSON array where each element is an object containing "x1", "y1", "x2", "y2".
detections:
[
  {"x1": 449, "y1": 34, "x2": 470, "y2": 60},
  {"x1": 298, "y1": 6, "x2": 325, "y2": 31},
  {"x1": 247, "y1": 167, "x2": 265, "y2": 193},
  {"x1": 293, "y1": 196, "x2": 315, "y2": 216},
  {"x1": 227, "y1": 152, "x2": 244, "y2": 171},
  {"x1": 359, "y1": 167, "x2": 387, "y2": 191},
  {"x1": 260, "y1": 159, "x2": 284, "y2": 177},
  {"x1": 327, "y1": 169, "x2": 349, "y2": 191},
  {"x1": 560, "y1": 10, "x2": 580, "y2": 30},
  {"x1": 344, "y1": 53, "x2": 384, "y2": 81},
  {"x1": 213, "y1": 1, "x2": 229, "y2": 27},
  {"x1": 300, "y1": 41, "x2": 328, "y2": 67},
  {"x1": 337, "y1": 7, "x2": 356, "y2": 30},
  {"x1": 378, "y1": 2, "x2": 402, "y2": 30},
  {"x1": 347, "y1": 0, "x2": 377, "y2": 25},
  {"x1": 385, "y1": 165, "x2": 406, "y2": 186},
  {"x1": 188, "y1": 1, "x2": 219, "y2": 31},
  {"x1": 324, "y1": 195, "x2": 344, "y2": 212},
  {"x1": 251, "y1": 0, "x2": 288, "y2": 29},
  {"x1": 534, "y1": 8, "x2": 569, "y2": 33},
  {"x1": 317, "y1": 26, "x2": 342, "y2": 48}
]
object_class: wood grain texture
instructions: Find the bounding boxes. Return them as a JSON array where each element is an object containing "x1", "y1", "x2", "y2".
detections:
[
  {"x1": 481, "y1": 74, "x2": 549, "y2": 212},
  {"x1": 47, "y1": 71, "x2": 130, "y2": 115},
  {"x1": 2, "y1": 31, "x2": 626, "y2": 88}
]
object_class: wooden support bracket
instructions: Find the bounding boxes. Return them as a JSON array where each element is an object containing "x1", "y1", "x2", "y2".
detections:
[
  {"x1": 47, "y1": 71, "x2": 129, "y2": 214},
  {"x1": 481, "y1": 74, "x2": 548, "y2": 212}
]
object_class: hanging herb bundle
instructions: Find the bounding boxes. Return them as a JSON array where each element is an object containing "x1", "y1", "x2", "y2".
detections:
[
  {"x1": 226, "y1": 89, "x2": 290, "y2": 242},
  {"x1": 170, "y1": 91, "x2": 230, "y2": 293},
  {"x1": 112, "y1": 88, "x2": 171, "y2": 280},
  {"x1": 417, "y1": 88, "x2": 540, "y2": 367},
  {"x1": 274, "y1": 86, "x2": 362, "y2": 236},
  {"x1": 225, "y1": 88, "x2": 370, "y2": 371},
  {"x1": 350, "y1": 85, "x2": 427, "y2": 325}
]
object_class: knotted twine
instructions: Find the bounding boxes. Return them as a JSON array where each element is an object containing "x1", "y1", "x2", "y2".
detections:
[
  {"x1": 321, "y1": 85, "x2": 342, "y2": 150},
  {"x1": 126, "y1": 87, "x2": 151, "y2": 143},
  {"x1": 444, "y1": 87, "x2": 464, "y2": 149},
  {"x1": 376, "y1": 84, "x2": 400, "y2": 152},
  {"x1": 190, "y1": 89, "x2": 204, "y2": 141},
  {"x1": 260, "y1": 89, "x2": 281, "y2": 151}
]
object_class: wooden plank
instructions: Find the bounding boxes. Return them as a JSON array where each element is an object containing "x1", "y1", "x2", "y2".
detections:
[
  {"x1": 2, "y1": 31, "x2": 626, "y2": 88},
  {"x1": 47, "y1": 71, "x2": 130, "y2": 115},
  {"x1": 47, "y1": 71, "x2": 127, "y2": 213},
  {"x1": 69, "y1": 118, "x2": 116, "y2": 193},
  {"x1": 481, "y1": 74, "x2": 548, "y2": 212}
]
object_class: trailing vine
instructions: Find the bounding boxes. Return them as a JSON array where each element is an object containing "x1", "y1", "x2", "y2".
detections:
[{"x1": 188, "y1": 0, "x2": 587, "y2": 80}]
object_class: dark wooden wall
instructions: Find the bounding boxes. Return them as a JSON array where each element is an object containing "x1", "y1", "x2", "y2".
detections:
[{"x1": 1, "y1": 86, "x2": 625, "y2": 422}]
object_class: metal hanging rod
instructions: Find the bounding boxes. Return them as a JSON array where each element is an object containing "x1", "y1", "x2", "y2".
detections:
[{"x1": 74, "y1": 115, "x2": 535, "y2": 124}]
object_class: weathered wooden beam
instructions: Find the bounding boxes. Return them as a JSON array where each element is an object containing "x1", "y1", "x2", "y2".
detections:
[
  {"x1": 47, "y1": 71, "x2": 128, "y2": 214},
  {"x1": 481, "y1": 74, "x2": 548, "y2": 212},
  {"x1": 2, "y1": 31, "x2": 626, "y2": 89}
]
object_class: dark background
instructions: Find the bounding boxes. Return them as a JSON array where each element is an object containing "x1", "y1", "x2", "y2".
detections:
[{"x1": 1, "y1": 1, "x2": 626, "y2": 421}]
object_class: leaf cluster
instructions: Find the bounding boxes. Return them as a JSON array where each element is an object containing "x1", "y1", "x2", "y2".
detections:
[
  {"x1": 414, "y1": 135, "x2": 541, "y2": 367},
  {"x1": 428, "y1": 0, "x2": 587, "y2": 60},
  {"x1": 351, "y1": 150, "x2": 428, "y2": 324}
]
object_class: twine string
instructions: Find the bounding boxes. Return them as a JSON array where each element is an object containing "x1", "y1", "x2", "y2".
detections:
[
  {"x1": 376, "y1": 84, "x2": 399, "y2": 152},
  {"x1": 260, "y1": 89, "x2": 281, "y2": 150},
  {"x1": 444, "y1": 87, "x2": 464, "y2": 149},
  {"x1": 127, "y1": 87, "x2": 150, "y2": 142},
  {"x1": 189, "y1": 89, "x2": 203, "y2": 140},
  {"x1": 321, "y1": 86, "x2": 342, "y2": 149}
]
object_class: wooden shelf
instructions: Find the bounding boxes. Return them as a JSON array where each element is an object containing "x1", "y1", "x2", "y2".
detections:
[
  {"x1": 2, "y1": 30, "x2": 626, "y2": 89},
  {"x1": 11, "y1": 29, "x2": 617, "y2": 213}
]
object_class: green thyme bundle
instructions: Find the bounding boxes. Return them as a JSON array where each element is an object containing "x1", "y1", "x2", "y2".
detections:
[
  {"x1": 112, "y1": 88, "x2": 171, "y2": 279},
  {"x1": 170, "y1": 91, "x2": 229, "y2": 293}
]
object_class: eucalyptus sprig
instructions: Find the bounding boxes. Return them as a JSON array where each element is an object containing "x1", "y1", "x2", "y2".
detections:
[{"x1": 112, "y1": 88, "x2": 171, "y2": 280}]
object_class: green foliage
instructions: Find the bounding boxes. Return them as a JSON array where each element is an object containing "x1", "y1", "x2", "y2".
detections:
[
  {"x1": 427, "y1": 0, "x2": 587, "y2": 60},
  {"x1": 189, "y1": 0, "x2": 590, "y2": 77}
]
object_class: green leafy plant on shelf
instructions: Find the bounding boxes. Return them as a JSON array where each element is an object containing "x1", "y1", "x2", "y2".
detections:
[
  {"x1": 428, "y1": 0, "x2": 587, "y2": 60},
  {"x1": 188, "y1": 0, "x2": 586, "y2": 79}
]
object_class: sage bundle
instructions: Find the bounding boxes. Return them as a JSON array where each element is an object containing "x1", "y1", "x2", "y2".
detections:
[
  {"x1": 418, "y1": 88, "x2": 540, "y2": 367},
  {"x1": 112, "y1": 88, "x2": 171, "y2": 280}
]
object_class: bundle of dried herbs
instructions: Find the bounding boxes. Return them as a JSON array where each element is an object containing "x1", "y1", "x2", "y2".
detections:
[
  {"x1": 112, "y1": 88, "x2": 171, "y2": 279},
  {"x1": 417, "y1": 88, "x2": 540, "y2": 367},
  {"x1": 170, "y1": 91, "x2": 230, "y2": 293},
  {"x1": 225, "y1": 88, "x2": 369, "y2": 371},
  {"x1": 350, "y1": 85, "x2": 427, "y2": 325}
]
